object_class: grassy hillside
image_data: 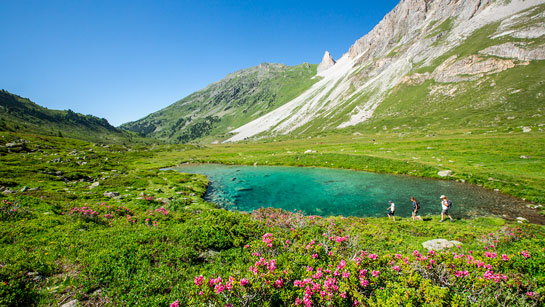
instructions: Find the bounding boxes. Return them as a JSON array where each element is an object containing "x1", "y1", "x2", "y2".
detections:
[
  {"x1": 0, "y1": 90, "x2": 142, "y2": 144},
  {"x1": 0, "y1": 131, "x2": 544, "y2": 306},
  {"x1": 121, "y1": 63, "x2": 319, "y2": 144}
]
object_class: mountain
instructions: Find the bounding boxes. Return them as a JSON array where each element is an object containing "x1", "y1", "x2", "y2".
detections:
[
  {"x1": 123, "y1": 0, "x2": 545, "y2": 144},
  {"x1": 121, "y1": 63, "x2": 318, "y2": 143},
  {"x1": 228, "y1": 0, "x2": 545, "y2": 141},
  {"x1": 0, "y1": 90, "x2": 135, "y2": 143}
]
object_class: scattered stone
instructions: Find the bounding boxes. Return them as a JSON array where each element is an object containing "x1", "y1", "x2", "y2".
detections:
[
  {"x1": 61, "y1": 299, "x2": 78, "y2": 307},
  {"x1": 304, "y1": 150, "x2": 317, "y2": 154},
  {"x1": 68, "y1": 150, "x2": 78, "y2": 155},
  {"x1": 520, "y1": 155, "x2": 529, "y2": 159},
  {"x1": 5, "y1": 141, "x2": 28, "y2": 153},
  {"x1": 2, "y1": 189, "x2": 15, "y2": 195},
  {"x1": 199, "y1": 249, "x2": 220, "y2": 261},
  {"x1": 522, "y1": 127, "x2": 532, "y2": 133},
  {"x1": 422, "y1": 239, "x2": 463, "y2": 251},
  {"x1": 516, "y1": 217, "x2": 528, "y2": 223},
  {"x1": 103, "y1": 191, "x2": 120, "y2": 198},
  {"x1": 20, "y1": 186, "x2": 28, "y2": 192},
  {"x1": 494, "y1": 189, "x2": 500, "y2": 192},
  {"x1": 89, "y1": 182, "x2": 100, "y2": 189},
  {"x1": 437, "y1": 170, "x2": 452, "y2": 177}
]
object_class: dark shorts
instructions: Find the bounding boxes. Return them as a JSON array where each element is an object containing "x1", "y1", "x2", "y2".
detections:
[
  {"x1": 412, "y1": 209, "x2": 419, "y2": 215},
  {"x1": 388, "y1": 210, "x2": 395, "y2": 216}
]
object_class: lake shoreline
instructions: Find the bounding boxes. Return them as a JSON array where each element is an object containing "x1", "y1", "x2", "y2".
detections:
[{"x1": 170, "y1": 162, "x2": 545, "y2": 224}]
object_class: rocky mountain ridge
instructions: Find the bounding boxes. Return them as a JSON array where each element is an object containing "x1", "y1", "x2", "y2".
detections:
[{"x1": 227, "y1": 0, "x2": 545, "y2": 141}]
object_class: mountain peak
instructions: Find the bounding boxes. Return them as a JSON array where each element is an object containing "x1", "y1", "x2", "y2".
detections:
[{"x1": 317, "y1": 51, "x2": 336, "y2": 73}]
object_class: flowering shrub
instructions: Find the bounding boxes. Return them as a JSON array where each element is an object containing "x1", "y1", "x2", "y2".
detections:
[
  {"x1": 0, "y1": 199, "x2": 31, "y2": 221},
  {"x1": 172, "y1": 208, "x2": 543, "y2": 307}
]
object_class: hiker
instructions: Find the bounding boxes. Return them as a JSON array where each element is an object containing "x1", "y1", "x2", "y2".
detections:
[
  {"x1": 440, "y1": 195, "x2": 453, "y2": 222},
  {"x1": 387, "y1": 200, "x2": 395, "y2": 221},
  {"x1": 411, "y1": 197, "x2": 422, "y2": 221}
]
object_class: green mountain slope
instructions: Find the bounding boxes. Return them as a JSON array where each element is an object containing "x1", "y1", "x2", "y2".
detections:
[
  {"x1": 121, "y1": 63, "x2": 318, "y2": 143},
  {"x1": 0, "y1": 90, "x2": 135, "y2": 143}
]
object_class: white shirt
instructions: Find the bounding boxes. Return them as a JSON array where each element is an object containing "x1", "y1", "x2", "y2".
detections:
[
  {"x1": 442, "y1": 199, "x2": 449, "y2": 210},
  {"x1": 389, "y1": 202, "x2": 395, "y2": 212}
]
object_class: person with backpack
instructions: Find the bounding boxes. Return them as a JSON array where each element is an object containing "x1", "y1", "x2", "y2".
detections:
[
  {"x1": 387, "y1": 200, "x2": 396, "y2": 222},
  {"x1": 440, "y1": 195, "x2": 453, "y2": 222},
  {"x1": 411, "y1": 197, "x2": 422, "y2": 221}
]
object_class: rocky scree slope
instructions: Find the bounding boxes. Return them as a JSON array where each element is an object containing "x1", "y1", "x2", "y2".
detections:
[
  {"x1": 228, "y1": 0, "x2": 545, "y2": 141},
  {"x1": 121, "y1": 63, "x2": 317, "y2": 143}
]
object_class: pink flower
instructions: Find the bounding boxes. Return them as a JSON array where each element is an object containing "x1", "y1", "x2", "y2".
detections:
[
  {"x1": 194, "y1": 275, "x2": 204, "y2": 286},
  {"x1": 527, "y1": 292, "x2": 534, "y2": 297},
  {"x1": 521, "y1": 250, "x2": 531, "y2": 258},
  {"x1": 339, "y1": 292, "x2": 347, "y2": 298},
  {"x1": 338, "y1": 260, "x2": 346, "y2": 269},
  {"x1": 372, "y1": 270, "x2": 380, "y2": 277},
  {"x1": 240, "y1": 278, "x2": 248, "y2": 286},
  {"x1": 454, "y1": 270, "x2": 469, "y2": 278},
  {"x1": 342, "y1": 270, "x2": 350, "y2": 279},
  {"x1": 359, "y1": 278, "x2": 369, "y2": 287},
  {"x1": 312, "y1": 254, "x2": 318, "y2": 259},
  {"x1": 169, "y1": 300, "x2": 179, "y2": 307},
  {"x1": 501, "y1": 254, "x2": 509, "y2": 261},
  {"x1": 391, "y1": 265, "x2": 400, "y2": 272},
  {"x1": 274, "y1": 278, "x2": 284, "y2": 288},
  {"x1": 368, "y1": 254, "x2": 378, "y2": 260},
  {"x1": 295, "y1": 298, "x2": 302, "y2": 305}
]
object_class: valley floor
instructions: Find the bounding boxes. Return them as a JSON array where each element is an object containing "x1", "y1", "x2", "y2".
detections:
[{"x1": 0, "y1": 130, "x2": 544, "y2": 306}]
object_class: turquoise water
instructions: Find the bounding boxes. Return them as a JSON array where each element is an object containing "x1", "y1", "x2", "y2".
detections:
[{"x1": 174, "y1": 164, "x2": 538, "y2": 220}]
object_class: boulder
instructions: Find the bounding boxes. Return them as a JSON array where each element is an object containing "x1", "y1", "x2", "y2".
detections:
[
  {"x1": 516, "y1": 217, "x2": 528, "y2": 223},
  {"x1": 437, "y1": 170, "x2": 452, "y2": 177},
  {"x1": 103, "y1": 191, "x2": 120, "y2": 198},
  {"x1": 61, "y1": 300, "x2": 78, "y2": 307},
  {"x1": 89, "y1": 182, "x2": 100, "y2": 189},
  {"x1": 422, "y1": 239, "x2": 463, "y2": 251}
]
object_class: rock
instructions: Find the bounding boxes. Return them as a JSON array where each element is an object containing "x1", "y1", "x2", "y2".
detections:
[
  {"x1": 516, "y1": 217, "x2": 528, "y2": 223},
  {"x1": 89, "y1": 182, "x2": 100, "y2": 189},
  {"x1": 5, "y1": 142, "x2": 27, "y2": 153},
  {"x1": 304, "y1": 150, "x2": 317, "y2": 154},
  {"x1": 480, "y1": 42, "x2": 545, "y2": 61},
  {"x1": 432, "y1": 55, "x2": 516, "y2": 83},
  {"x1": 522, "y1": 127, "x2": 532, "y2": 133},
  {"x1": 317, "y1": 51, "x2": 336, "y2": 73},
  {"x1": 422, "y1": 239, "x2": 463, "y2": 251},
  {"x1": 520, "y1": 155, "x2": 529, "y2": 159},
  {"x1": 437, "y1": 170, "x2": 452, "y2": 177},
  {"x1": 20, "y1": 186, "x2": 28, "y2": 192},
  {"x1": 2, "y1": 189, "x2": 15, "y2": 195},
  {"x1": 61, "y1": 299, "x2": 78, "y2": 307},
  {"x1": 103, "y1": 191, "x2": 120, "y2": 198},
  {"x1": 199, "y1": 249, "x2": 220, "y2": 261},
  {"x1": 68, "y1": 150, "x2": 78, "y2": 155}
]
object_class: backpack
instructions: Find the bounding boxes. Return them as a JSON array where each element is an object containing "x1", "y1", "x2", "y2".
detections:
[{"x1": 447, "y1": 200, "x2": 452, "y2": 208}]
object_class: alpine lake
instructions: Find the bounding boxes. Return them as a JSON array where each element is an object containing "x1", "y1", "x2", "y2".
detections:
[{"x1": 172, "y1": 164, "x2": 543, "y2": 223}]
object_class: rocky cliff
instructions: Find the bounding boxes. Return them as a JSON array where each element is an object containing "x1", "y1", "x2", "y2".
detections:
[
  {"x1": 317, "y1": 51, "x2": 336, "y2": 73},
  {"x1": 227, "y1": 0, "x2": 545, "y2": 141}
]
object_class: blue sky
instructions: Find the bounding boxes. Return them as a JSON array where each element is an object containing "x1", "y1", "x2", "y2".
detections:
[{"x1": 0, "y1": 0, "x2": 399, "y2": 126}]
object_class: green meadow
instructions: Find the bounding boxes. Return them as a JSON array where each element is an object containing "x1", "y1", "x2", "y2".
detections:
[{"x1": 1, "y1": 129, "x2": 544, "y2": 306}]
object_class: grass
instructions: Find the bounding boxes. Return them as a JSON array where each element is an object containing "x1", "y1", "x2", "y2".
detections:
[{"x1": 0, "y1": 130, "x2": 544, "y2": 305}]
